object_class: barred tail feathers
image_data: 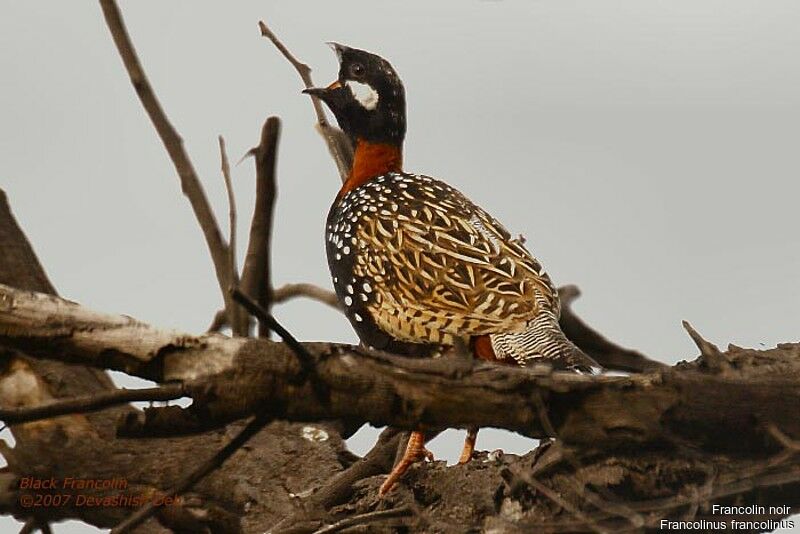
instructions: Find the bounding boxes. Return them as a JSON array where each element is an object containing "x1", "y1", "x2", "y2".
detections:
[{"x1": 489, "y1": 291, "x2": 600, "y2": 373}]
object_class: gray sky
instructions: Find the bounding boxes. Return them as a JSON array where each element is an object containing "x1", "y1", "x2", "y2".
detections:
[{"x1": 1, "y1": 1, "x2": 798, "y2": 532}]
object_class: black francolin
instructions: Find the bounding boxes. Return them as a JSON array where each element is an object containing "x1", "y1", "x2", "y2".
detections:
[{"x1": 305, "y1": 43, "x2": 599, "y2": 496}]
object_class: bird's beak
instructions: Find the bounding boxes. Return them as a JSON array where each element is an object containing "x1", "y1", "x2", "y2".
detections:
[
  {"x1": 326, "y1": 42, "x2": 351, "y2": 63},
  {"x1": 302, "y1": 42, "x2": 350, "y2": 99},
  {"x1": 302, "y1": 79, "x2": 342, "y2": 99}
]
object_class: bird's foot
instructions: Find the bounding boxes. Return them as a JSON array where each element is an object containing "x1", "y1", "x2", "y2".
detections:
[
  {"x1": 379, "y1": 431, "x2": 432, "y2": 496},
  {"x1": 458, "y1": 426, "x2": 478, "y2": 465}
]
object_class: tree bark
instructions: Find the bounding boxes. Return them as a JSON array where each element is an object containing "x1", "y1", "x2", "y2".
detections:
[
  {"x1": 0, "y1": 190, "x2": 348, "y2": 533},
  {"x1": 2, "y1": 189, "x2": 799, "y2": 532}
]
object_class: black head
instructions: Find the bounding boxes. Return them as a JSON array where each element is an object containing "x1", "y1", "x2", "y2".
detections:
[{"x1": 304, "y1": 44, "x2": 406, "y2": 145}]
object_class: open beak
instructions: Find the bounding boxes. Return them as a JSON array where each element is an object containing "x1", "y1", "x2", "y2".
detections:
[{"x1": 302, "y1": 79, "x2": 342, "y2": 99}]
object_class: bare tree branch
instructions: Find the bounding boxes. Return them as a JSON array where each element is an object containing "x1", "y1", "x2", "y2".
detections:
[
  {"x1": 311, "y1": 507, "x2": 412, "y2": 534},
  {"x1": 207, "y1": 308, "x2": 228, "y2": 333},
  {"x1": 111, "y1": 411, "x2": 273, "y2": 534},
  {"x1": 557, "y1": 285, "x2": 665, "y2": 373},
  {"x1": 0, "y1": 385, "x2": 185, "y2": 425},
  {"x1": 218, "y1": 135, "x2": 249, "y2": 336},
  {"x1": 17, "y1": 517, "x2": 52, "y2": 534},
  {"x1": 0, "y1": 192, "x2": 56, "y2": 295},
  {"x1": 99, "y1": 0, "x2": 239, "y2": 332},
  {"x1": 269, "y1": 427, "x2": 443, "y2": 534},
  {"x1": 219, "y1": 135, "x2": 238, "y2": 283},
  {"x1": 502, "y1": 467, "x2": 608, "y2": 534},
  {"x1": 4, "y1": 5, "x2": 798, "y2": 530},
  {"x1": 3, "y1": 283, "x2": 800, "y2": 455},
  {"x1": 682, "y1": 320, "x2": 729, "y2": 372},
  {"x1": 767, "y1": 424, "x2": 800, "y2": 452},
  {"x1": 258, "y1": 20, "x2": 352, "y2": 181},
  {"x1": 231, "y1": 288, "x2": 317, "y2": 378},
  {"x1": 240, "y1": 117, "x2": 281, "y2": 338},
  {"x1": 273, "y1": 283, "x2": 341, "y2": 310}
]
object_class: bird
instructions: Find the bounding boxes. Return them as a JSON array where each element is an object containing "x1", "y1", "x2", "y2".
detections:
[{"x1": 304, "y1": 43, "x2": 599, "y2": 496}]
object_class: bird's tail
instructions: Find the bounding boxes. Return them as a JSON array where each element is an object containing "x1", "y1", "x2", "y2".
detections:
[{"x1": 489, "y1": 294, "x2": 601, "y2": 373}]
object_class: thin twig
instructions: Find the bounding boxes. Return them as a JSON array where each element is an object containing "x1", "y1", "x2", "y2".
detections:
[
  {"x1": 207, "y1": 308, "x2": 227, "y2": 333},
  {"x1": 99, "y1": 0, "x2": 238, "y2": 332},
  {"x1": 218, "y1": 135, "x2": 247, "y2": 336},
  {"x1": 532, "y1": 392, "x2": 645, "y2": 529},
  {"x1": 18, "y1": 518, "x2": 36, "y2": 534},
  {"x1": 527, "y1": 465, "x2": 800, "y2": 531},
  {"x1": 219, "y1": 136, "x2": 238, "y2": 289},
  {"x1": 507, "y1": 467, "x2": 607, "y2": 534},
  {"x1": 258, "y1": 20, "x2": 351, "y2": 181},
  {"x1": 208, "y1": 281, "x2": 341, "y2": 333},
  {"x1": 0, "y1": 385, "x2": 185, "y2": 424},
  {"x1": 111, "y1": 411, "x2": 272, "y2": 534},
  {"x1": 312, "y1": 507, "x2": 412, "y2": 534},
  {"x1": 240, "y1": 117, "x2": 280, "y2": 338},
  {"x1": 270, "y1": 428, "x2": 441, "y2": 534},
  {"x1": 17, "y1": 518, "x2": 53, "y2": 534},
  {"x1": 256, "y1": 22, "x2": 325, "y2": 127},
  {"x1": 682, "y1": 320, "x2": 728, "y2": 371},
  {"x1": 767, "y1": 424, "x2": 800, "y2": 452},
  {"x1": 231, "y1": 288, "x2": 316, "y2": 379},
  {"x1": 273, "y1": 283, "x2": 341, "y2": 310},
  {"x1": 219, "y1": 136, "x2": 237, "y2": 278}
]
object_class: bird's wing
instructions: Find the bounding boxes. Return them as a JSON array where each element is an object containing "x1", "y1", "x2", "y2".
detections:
[{"x1": 353, "y1": 175, "x2": 559, "y2": 344}]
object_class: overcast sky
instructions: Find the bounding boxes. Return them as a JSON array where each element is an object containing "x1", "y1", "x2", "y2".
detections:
[{"x1": 1, "y1": 1, "x2": 799, "y2": 532}]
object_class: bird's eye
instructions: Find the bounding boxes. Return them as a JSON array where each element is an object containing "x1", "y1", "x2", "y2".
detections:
[{"x1": 349, "y1": 62, "x2": 365, "y2": 78}]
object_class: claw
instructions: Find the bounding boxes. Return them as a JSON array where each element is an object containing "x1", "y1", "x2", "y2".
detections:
[{"x1": 379, "y1": 431, "x2": 430, "y2": 496}]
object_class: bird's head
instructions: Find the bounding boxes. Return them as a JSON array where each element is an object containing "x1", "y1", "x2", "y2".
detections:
[{"x1": 304, "y1": 44, "x2": 406, "y2": 146}]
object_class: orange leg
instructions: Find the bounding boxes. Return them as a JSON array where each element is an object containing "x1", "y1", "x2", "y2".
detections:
[
  {"x1": 462, "y1": 335, "x2": 494, "y2": 467},
  {"x1": 379, "y1": 431, "x2": 433, "y2": 496},
  {"x1": 458, "y1": 426, "x2": 478, "y2": 464}
]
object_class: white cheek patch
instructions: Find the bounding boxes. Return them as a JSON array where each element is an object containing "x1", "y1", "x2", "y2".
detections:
[{"x1": 346, "y1": 80, "x2": 379, "y2": 110}]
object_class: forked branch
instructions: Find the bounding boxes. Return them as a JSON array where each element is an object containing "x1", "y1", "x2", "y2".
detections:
[
  {"x1": 99, "y1": 0, "x2": 240, "y2": 332},
  {"x1": 258, "y1": 20, "x2": 353, "y2": 181}
]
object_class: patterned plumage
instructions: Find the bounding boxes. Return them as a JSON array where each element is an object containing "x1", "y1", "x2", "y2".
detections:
[
  {"x1": 306, "y1": 43, "x2": 597, "y2": 372},
  {"x1": 306, "y1": 43, "x2": 598, "y2": 495},
  {"x1": 326, "y1": 171, "x2": 594, "y2": 371}
]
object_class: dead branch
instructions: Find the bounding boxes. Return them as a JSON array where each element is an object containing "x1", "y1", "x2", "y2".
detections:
[
  {"x1": 258, "y1": 20, "x2": 353, "y2": 181},
  {"x1": 240, "y1": 117, "x2": 281, "y2": 337},
  {"x1": 682, "y1": 320, "x2": 730, "y2": 372},
  {"x1": 269, "y1": 428, "x2": 442, "y2": 534},
  {"x1": 231, "y1": 288, "x2": 317, "y2": 377},
  {"x1": 0, "y1": 385, "x2": 185, "y2": 425},
  {"x1": 111, "y1": 411, "x2": 273, "y2": 534},
  {"x1": 18, "y1": 518, "x2": 52, "y2": 534},
  {"x1": 219, "y1": 136, "x2": 238, "y2": 285},
  {"x1": 3, "y1": 6, "x2": 798, "y2": 531},
  {"x1": 768, "y1": 424, "x2": 800, "y2": 452},
  {"x1": 0, "y1": 192, "x2": 55, "y2": 295},
  {"x1": 557, "y1": 285, "x2": 665, "y2": 373},
  {"x1": 311, "y1": 507, "x2": 412, "y2": 534},
  {"x1": 3, "y1": 283, "x2": 800, "y2": 455},
  {"x1": 207, "y1": 308, "x2": 227, "y2": 333},
  {"x1": 3, "y1": 217, "x2": 800, "y2": 532},
  {"x1": 99, "y1": 0, "x2": 240, "y2": 332},
  {"x1": 273, "y1": 283, "x2": 341, "y2": 310},
  {"x1": 217, "y1": 135, "x2": 249, "y2": 336},
  {"x1": 1, "y1": 190, "x2": 347, "y2": 533},
  {"x1": 502, "y1": 467, "x2": 608, "y2": 534}
]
